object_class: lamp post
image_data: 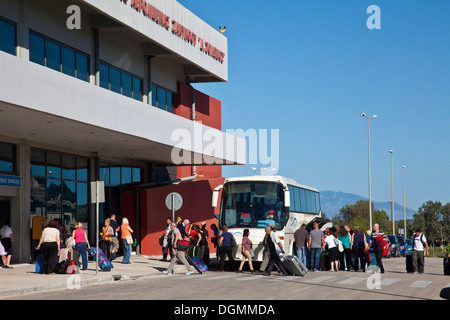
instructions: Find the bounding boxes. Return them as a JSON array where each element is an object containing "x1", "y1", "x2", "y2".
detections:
[
  {"x1": 389, "y1": 150, "x2": 395, "y2": 234},
  {"x1": 361, "y1": 112, "x2": 377, "y2": 231},
  {"x1": 402, "y1": 165, "x2": 406, "y2": 238}
]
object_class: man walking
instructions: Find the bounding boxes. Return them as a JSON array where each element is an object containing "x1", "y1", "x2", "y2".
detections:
[
  {"x1": 294, "y1": 223, "x2": 308, "y2": 266},
  {"x1": 163, "y1": 223, "x2": 193, "y2": 276},
  {"x1": 308, "y1": 222, "x2": 324, "y2": 272},
  {"x1": 371, "y1": 223, "x2": 387, "y2": 273},
  {"x1": 412, "y1": 228, "x2": 429, "y2": 274},
  {"x1": 263, "y1": 226, "x2": 289, "y2": 276}
]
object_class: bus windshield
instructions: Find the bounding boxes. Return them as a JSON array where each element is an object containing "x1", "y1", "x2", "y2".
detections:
[{"x1": 220, "y1": 181, "x2": 285, "y2": 230}]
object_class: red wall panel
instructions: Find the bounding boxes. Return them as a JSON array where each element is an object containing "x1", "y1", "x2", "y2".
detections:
[
  {"x1": 139, "y1": 177, "x2": 224, "y2": 256},
  {"x1": 175, "y1": 82, "x2": 222, "y2": 180}
]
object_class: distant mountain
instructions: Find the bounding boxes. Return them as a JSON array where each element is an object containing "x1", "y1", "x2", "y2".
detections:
[{"x1": 320, "y1": 190, "x2": 416, "y2": 220}]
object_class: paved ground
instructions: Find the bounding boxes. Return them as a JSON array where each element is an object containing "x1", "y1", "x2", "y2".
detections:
[{"x1": 1, "y1": 254, "x2": 449, "y2": 300}]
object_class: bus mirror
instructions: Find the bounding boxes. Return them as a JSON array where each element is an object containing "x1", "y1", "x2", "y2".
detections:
[
  {"x1": 284, "y1": 190, "x2": 290, "y2": 207},
  {"x1": 212, "y1": 185, "x2": 223, "y2": 208}
]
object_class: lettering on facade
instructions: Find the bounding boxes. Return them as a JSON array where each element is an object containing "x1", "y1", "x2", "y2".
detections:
[{"x1": 120, "y1": 0, "x2": 225, "y2": 63}]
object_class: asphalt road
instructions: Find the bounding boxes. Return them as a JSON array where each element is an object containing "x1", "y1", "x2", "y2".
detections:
[{"x1": 6, "y1": 256, "x2": 449, "y2": 301}]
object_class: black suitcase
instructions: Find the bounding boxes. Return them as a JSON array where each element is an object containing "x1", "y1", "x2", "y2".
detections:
[
  {"x1": 406, "y1": 254, "x2": 414, "y2": 273},
  {"x1": 281, "y1": 255, "x2": 307, "y2": 276},
  {"x1": 444, "y1": 258, "x2": 450, "y2": 275}
]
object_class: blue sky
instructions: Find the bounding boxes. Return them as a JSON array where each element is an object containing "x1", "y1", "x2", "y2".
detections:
[{"x1": 179, "y1": 0, "x2": 450, "y2": 214}]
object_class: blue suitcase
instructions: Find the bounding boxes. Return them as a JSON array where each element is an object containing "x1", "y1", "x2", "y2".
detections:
[
  {"x1": 35, "y1": 254, "x2": 44, "y2": 274},
  {"x1": 89, "y1": 247, "x2": 113, "y2": 271}
]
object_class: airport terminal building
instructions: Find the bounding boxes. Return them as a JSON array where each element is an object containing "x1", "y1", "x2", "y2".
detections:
[{"x1": 0, "y1": 0, "x2": 244, "y2": 262}]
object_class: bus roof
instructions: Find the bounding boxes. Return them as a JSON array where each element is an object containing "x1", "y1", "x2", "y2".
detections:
[{"x1": 223, "y1": 175, "x2": 320, "y2": 193}]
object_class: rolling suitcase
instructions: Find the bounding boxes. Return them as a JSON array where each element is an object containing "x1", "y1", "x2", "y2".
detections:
[
  {"x1": 406, "y1": 254, "x2": 414, "y2": 273},
  {"x1": 185, "y1": 253, "x2": 206, "y2": 274},
  {"x1": 89, "y1": 247, "x2": 113, "y2": 271},
  {"x1": 444, "y1": 258, "x2": 450, "y2": 275},
  {"x1": 367, "y1": 253, "x2": 378, "y2": 272},
  {"x1": 68, "y1": 249, "x2": 80, "y2": 266},
  {"x1": 35, "y1": 254, "x2": 44, "y2": 274},
  {"x1": 280, "y1": 254, "x2": 307, "y2": 276}
]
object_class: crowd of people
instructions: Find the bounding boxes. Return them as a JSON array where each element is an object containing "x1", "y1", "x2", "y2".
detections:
[
  {"x1": 160, "y1": 217, "x2": 432, "y2": 276},
  {"x1": 0, "y1": 214, "x2": 432, "y2": 277},
  {"x1": 160, "y1": 217, "x2": 291, "y2": 276},
  {"x1": 297, "y1": 221, "x2": 376, "y2": 273},
  {"x1": 295, "y1": 221, "x2": 431, "y2": 275},
  {"x1": 31, "y1": 214, "x2": 134, "y2": 275}
]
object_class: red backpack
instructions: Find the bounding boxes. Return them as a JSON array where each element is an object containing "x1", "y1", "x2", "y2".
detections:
[{"x1": 371, "y1": 235, "x2": 384, "y2": 250}]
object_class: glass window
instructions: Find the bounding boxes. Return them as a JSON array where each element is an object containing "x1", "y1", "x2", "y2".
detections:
[
  {"x1": 62, "y1": 180, "x2": 76, "y2": 221},
  {"x1": 77, "y1": 182, "x2": 88, "y2": 223},
  {"x1": 151, "y1": 84, "x2": 157, "y2": 107},
  {"x1": 29, "y1": 31, "x2": 89, "y2": 82},
  {"x1": 31, "y1": 149, "x2": 90, "y2": 230},
  {"x1": 0, "y1": 18, "x2": 16, "y2": 55},
  {"x1": 45, "y1": 40, "x2": 61, "y2": 71},
  {"x1": 76, "y1": 53, "x2": 88, "y2": 82},
  {"x1": 99, "y1": 63, "x2": 109, "y2": 89},
  {"x1": 167, "y1": 91, "x2": 173, "y2": 113},
  {"x1": 132, "y1": 168, "x2": 141, "y2": 183},
  {"x1": 61, "y1": 47, "x2": 75, "y2": 77},
  {"x1": 289, "y1": 188, "x2": 296, "y2": 212},
  {"x1": 299, "y1": 188, "x2": 306, "y2": 212},
  {"x1": 315, "y1": 192, "x2": 321, "y2": 214},
  {"x1": 294, "y1": 187, "x2": 301, "y2": 212},
  {"x1": 46, "y1": 152, "x2": 61, "y2": 179},
  {"x1": 132, "y1": 77, "x2": 141, "y2": 101},
  {"x1": 62, "y1": 155, "x2": 76, "y2": 180},
  {"x1": 76, "y1": 157, "x2": 88, "y2": 182},
  {"x1": 122, "y1": 73, "x2": 132, "y2": 98},
  {"x1": 110, "y1": 67, "x2": 121, "y2": 94},
  {"x1": 220, "y1": 182, "x2": 285, "y2": 230},
  {"x1": 30, "y1": 177, "x2": 46, "y2": 216},
  {"x1": 31, "y1": 149, "x2": 46, "y2": 176},
  {"x1": 121, "y1": 167, "x2": 132, "y2": 185},
  {"x1": 47, "y1": 179, "x2": 62, "y2": 220},
  {"x1": 110, "y1": 166, "x2": 121, "y2": 186},
  {"x1": 152, "y1": 84, "x2": 176, "y2": 112},
  {"x1": 306, "y1": 190, "x2": 315, "y2": 214},
  {"x1": 0, "y1": 142, "x2": 15, "y2": 172},
  {"x1": 157, "y1": 87, "x2": 166, "y2": 110},
  {"x1": 29, "y1": 32, "x2": 45, "y2": 66}
]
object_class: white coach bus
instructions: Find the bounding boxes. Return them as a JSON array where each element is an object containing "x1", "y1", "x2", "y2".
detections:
[{"x1": 212, "y1": 175, "x2": 322, "y2": 262}]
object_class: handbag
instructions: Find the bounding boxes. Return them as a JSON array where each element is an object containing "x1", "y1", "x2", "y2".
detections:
[
  {"x1": 126, "y1": 234, "x2": 133, "y2": 245},
  {"x1": 176, "y1": 239, "x2": 189, "y2": 251},
  {"x1": 249, "y1": 249, "x2": 255, "y2": 258}
]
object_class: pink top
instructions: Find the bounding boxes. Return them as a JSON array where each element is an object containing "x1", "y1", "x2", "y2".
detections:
[
  {"x1": 242, "y1": 236, "x2": 252, "y2": 251},
  {"x1": 74, "y1": 228, "x2": 86, "y2": 243}
]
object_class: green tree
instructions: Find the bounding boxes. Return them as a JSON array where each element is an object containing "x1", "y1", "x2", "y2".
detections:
[
  {"x1": 333, "y1": 200, "x2": 390, "y2": 233},
  {"x1": 411, "y1": 201, "x2": 441, "y2": 243}
]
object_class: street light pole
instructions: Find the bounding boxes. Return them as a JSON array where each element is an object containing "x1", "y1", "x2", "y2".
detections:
[
  {"x1": 402, "y1": 165, "x2": 406, "y2": 238},
  {"x1": 389, "y1": 150, "x2": 395, "y2": 235},
  {"x1": 361, "y1": 112, "x2": 377, "y2": 231}
]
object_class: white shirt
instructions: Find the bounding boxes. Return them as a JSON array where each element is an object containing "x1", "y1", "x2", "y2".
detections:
[
  {"x1": 270, "y1": 232, "x2": 281, "y2": 254},
  {"x1": 413, "y1": 233, "x2": 427, "y2": 251},
  {"x1": 0, "y1": 225, "x2": 13, "y2": 238},
  {"x1": 42, "y1": 227, "x2": 60, "y2": 243},
  {"x1": 325, "y1": 235, "x2": 337, "y2": 249}
]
